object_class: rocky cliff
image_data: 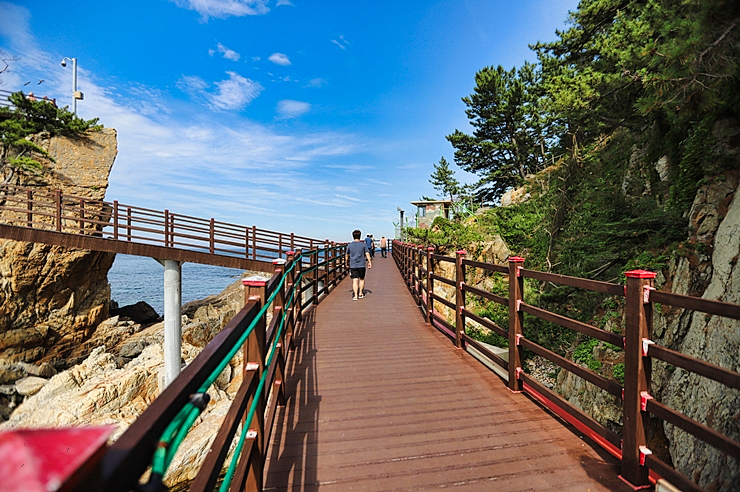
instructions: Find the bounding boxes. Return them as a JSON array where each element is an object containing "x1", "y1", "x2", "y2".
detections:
[
  {"x1": 0, "y1": 275, "x2": 263, "y2": 490},
  {"x1": 655, "y1": 172, "x2": 740, "y2": 490},
  {"x1": 0, "y1": 129, "x2": 117, "y2": 416}
]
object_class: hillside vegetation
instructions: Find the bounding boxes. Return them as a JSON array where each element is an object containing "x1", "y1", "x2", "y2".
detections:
[
  {"x1": 407, "y1": 5, "x2": 740, "y2": 485},
  {"x1": 410, "y1": 0, "x2": 739, "y2": 344}
]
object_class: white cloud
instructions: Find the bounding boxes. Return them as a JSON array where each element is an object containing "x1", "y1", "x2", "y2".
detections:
[
  {"x1": 306, "y1": 78, "x2": 327, "y2": 88},
  {"x1": 0, "y1": 5, "x2": 395, "y2": 239},
  {"x1": 211, "y1": 71, "x2": 263, "y2": 110},
  {"x1": 276, "y1": 0, "x2": 293, "y2": 5},
  {"x1": 171, "y1": 0, "x2": 269, "y2": 21},
  {"x1": 210, "y1": 42, "x2": 240, "y2": 61},
  {"x1": 178, "y1": 71, "x2": 263, "y2": 111},
  {"x1": 330, "y1": 35, "x2": 350, "y2": 50},
  {"x1": 268, "y1": 53, "x2": 291, "y2": 66},
  {"x1": 276, "y1": 100, "x2": 310, "y2": 119}
]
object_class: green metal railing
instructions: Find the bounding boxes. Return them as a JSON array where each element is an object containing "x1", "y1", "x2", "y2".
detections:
[{"x1": 64, "y1": 245, "x2": 349, "y2": 492}]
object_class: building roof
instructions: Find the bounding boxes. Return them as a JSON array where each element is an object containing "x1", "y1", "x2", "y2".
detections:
[{"x1": 410, "y1": 200, "x2": 452, "y2": 206}]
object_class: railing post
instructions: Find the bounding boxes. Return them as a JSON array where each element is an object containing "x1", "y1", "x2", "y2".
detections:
[
  {"x1": 209, "y1": 218, "x2": 215, "y2": 254},
  {"x1": 272, "y1": 258, "x2": 287, "y2": 407},
  {"x1": 311, "y1": 247, "x2": 319, "y2": 305},
  {"x1": 330, "y1": 241, "x2": 337, "y2": 287},
  {"x1": 252, "y1": 225, "x2": 257, "y2": 260},
  {"x1": 621, "y1": 269, "x2": 656, "y2": 488},
  {"x1": 78, "y1": 198, "x2": 85, "y2": 233},
  {"x1": 455, "y1": 250, "x2": 467, "y2": 349},
  {"x1": 323, "y1": 239, "x2": 331, "y2": 294},
  {"x1": 285, "y1": 251, "x2": 297, "y2": 349},
  {"x1": 241, "y1": 277, "x2": 267, "y2": 488},
  {"x1": 55, "y1": 189, "x2": 62, "y2": 232},
  {"x1": 26, "y1": 189, "x2": 33, "y2": 228},
  {"x1": 404, "y1": 243, "x2": 411, "y2": 289},
  {"x1": 113, "y1": 200, "x2": 119, "y2": 240},
  {"x1": 290, "y1": 232, "x2": 295, "y2": 253},
  {"x1": 278, "y1": 233, "x2": 283, "y2": 258},
  {"x1": 426, "y1": 247, "x2": 434, "y2": 323},
  {"x1": 508, "y1": 256, "x2": 525, "y2": 392},
  {"x1": 295, "y1": 248, "x2": 303, "y2": 322},
  {"x1": 126, "y1": 207, "x2": 132, "y2": 241},
  {"x1": 163, "y1": 209, "x2": 169, "y2": 246},
  {"x1": 414, "y1": 245, "x2": 423, "y2": 305}
]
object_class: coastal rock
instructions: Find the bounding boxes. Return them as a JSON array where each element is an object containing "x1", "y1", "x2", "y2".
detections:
[
  {"x1": 0, "y1": 361, "x2": 26, "y2": 385},
  {"x1": 0, "y1": 277, "x2": 249, "y2": 489},
  {"x1": 111, "y1": 301, "x2": 160, "y2": 324},
  {"x1": 14, "y1": 376, "x2": 47, "y2": 396},
  {"x1": 0, "y1": 128, "x2": 118, "y2": 367}
]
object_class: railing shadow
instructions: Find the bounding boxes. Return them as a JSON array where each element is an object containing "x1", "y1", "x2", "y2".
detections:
[{"x1": 265, "y1": 306, "x2": 320, "y2": 490}]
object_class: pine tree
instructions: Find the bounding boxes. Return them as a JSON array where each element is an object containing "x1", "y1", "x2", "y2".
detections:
[{"x1": 429, "y1": 157, "x2": 460, "y2": 201}]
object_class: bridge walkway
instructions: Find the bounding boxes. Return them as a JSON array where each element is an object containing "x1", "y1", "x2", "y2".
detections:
[{"x1": 264, "y1": 255, "x2": 632, "y2": 491}]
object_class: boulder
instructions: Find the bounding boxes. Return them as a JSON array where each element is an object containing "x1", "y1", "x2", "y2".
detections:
[
  {"x1": 14, "y1": 376, "x2": 47, "y2": 396},
  {"x1": 111, "y1": 301, "x2": 160, "y2": 324}
]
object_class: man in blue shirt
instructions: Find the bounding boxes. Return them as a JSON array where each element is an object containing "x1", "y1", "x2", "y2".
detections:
[
  {"x1": 347, "y1": 229, "x2": 372, "y2": 300},
  {"x1": 365, "y1": 234, "x2": 375, "y2": 258}
]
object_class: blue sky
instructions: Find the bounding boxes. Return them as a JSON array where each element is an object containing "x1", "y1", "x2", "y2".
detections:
[{"x1": 0, "y1": 0, "x2": 578, "y2": 242}]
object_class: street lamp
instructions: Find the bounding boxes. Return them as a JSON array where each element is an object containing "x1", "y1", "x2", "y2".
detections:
[
  {"x1": 397, "y1": 207, "x2": 404, "y2": 240},
  {"x1": 60, "y1": 57, "x2": 83, "y2": 114}
]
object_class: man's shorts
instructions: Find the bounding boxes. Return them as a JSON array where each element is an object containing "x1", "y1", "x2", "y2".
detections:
[{"x1": 349, "y1": 267, "x2": 366, "y2": 279}]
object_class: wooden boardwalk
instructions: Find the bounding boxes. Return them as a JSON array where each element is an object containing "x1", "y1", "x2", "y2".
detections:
[{"x1": 265, "y1": 254, "x2": 633, "y2": 491}]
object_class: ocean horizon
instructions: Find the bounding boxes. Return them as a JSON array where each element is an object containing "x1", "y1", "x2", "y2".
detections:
[{"x1": 107, "y1": 254, "x2": 248, "y2": 316}]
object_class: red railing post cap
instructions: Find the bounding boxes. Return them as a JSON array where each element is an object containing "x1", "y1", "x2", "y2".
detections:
[
  {"x1": 624, "y1": 269, "x2": 657, "y2": 279},
  {"x1": 508, "y1": 256, "x2": 526, "y2": 263},
  {"x1": 242, "y1": 277, "x2": 268, "y2": 287},
  {"x1": 272, "y1": 258, "x2": 287, "y2": 265},
  {"x1": 0, "y1": 426, "x2": 114, "y2": 492},
  {"x1": 456, "y1": 250, "x2": 467, "y2": 255},
  {"x1": 286, "y1": 250, "x2": 295, "y2": 256},
  {"x1": 427, "y1": 246, "x2": 435, "y2": 251}
]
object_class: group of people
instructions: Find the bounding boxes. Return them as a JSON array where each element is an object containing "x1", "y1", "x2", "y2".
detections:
[
  {"x1": 347, "y1": 230, "x2": 388, "y2": 300},
  {"x1": 362, "y1": 233, "x2": 388, "y2": 259}
]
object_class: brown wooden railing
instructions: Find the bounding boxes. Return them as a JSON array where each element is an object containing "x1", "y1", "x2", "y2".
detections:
[
  {"x1": 393, "y1": 240, "x2": 740, "y2": 492},
  {"x1": 62, "y1": 247, "x2": 346, "y2": 491},
  {"x1": 0, "y1": 183, "x2": 328, "y2": 263}
]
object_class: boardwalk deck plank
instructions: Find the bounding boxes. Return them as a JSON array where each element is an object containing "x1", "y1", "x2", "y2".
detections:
[{"x1": 265, "y1": 255, "x2": 632, "y2": 491}]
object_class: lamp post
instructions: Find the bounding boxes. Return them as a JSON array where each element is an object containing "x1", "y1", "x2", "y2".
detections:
[
  {"x1": 397, "y1": 207, "x2": 404, "y2": 240},
  {"x1": 60, "y1": 57, "x2": 83, "y2": 114}
]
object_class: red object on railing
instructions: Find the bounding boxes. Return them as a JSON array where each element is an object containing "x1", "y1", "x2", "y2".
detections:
[{"x1": 0, "y1": 426, "x2": 114, "y2": 492}]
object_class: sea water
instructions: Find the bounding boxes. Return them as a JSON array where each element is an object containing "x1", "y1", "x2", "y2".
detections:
[{"x1": 107, "y1": 254, "x2": 246, "y2": 316}]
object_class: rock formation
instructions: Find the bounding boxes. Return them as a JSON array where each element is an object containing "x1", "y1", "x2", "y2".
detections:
[
  {"x1": 0, "y1": 274, "x2": 265, "y2": 490},
  {"x1": 0, "y1": 129, "x2": 117, "y2": 415},
  {"x1": 655, "y1": 171, "x2": 740, "y2": 491}
]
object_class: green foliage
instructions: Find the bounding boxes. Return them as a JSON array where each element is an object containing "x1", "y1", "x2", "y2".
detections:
[
  {"x1": 572, "y1": 338, "x2": 602, "y2": 372},
  {"x1": 8, "y1": 156, "x2": 43, "y2": 172},
  {"x1": 405, "y1": 216, "x2": 484, "y2": 254},
  {"x1": 669, "y1": 117, "x2": 714, "y2": 208},
  {"x1": 447, "y1": 63, "x2": 554, "y2": 201},
  {"x1": 612, "y1": 363, "x2": 625, "y2": 386},
  {"x1": 0, "y1": 91, "x2": 102, "y2": 182},
  {"x1": 429, "y1": 156, "x2": 460, "y2": 201}
]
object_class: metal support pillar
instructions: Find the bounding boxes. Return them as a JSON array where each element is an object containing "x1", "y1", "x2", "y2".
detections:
[{"x1": 158, "y1": 259, "x2": 183, "y2": 389}]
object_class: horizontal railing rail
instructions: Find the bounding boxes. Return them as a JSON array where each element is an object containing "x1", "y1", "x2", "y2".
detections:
[
  {"x1": 0, "y1": 184, "x2": 338, "y2": 265},
  {"x1": 392, "y1": 240, "x2": 740, "y2": 492}
]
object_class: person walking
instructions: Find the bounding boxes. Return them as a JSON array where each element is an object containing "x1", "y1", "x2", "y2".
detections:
[
  {"x1": 348, "y1": 229, "x2": 372, "y2": 300},
  {"x1": 365, "y1": 234, "x2": 375, "y2": 258},
  {"x1": 380, "y1": 236, "x2": 388, "y2": 258}
]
